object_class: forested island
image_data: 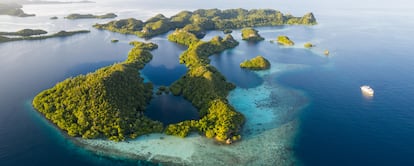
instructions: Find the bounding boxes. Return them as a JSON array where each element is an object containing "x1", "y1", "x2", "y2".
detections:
[
  {"x1": 33, "y1": 8, "x2": 317, "y2": 144},
  {"x1": 33, "y1": 42, "x2": 163, "y2": 141},
  {"x1": 277, "y1": 35, "x2": 295, "y2": 46},
  {"x1": 0, "y1": 29, "x2": 47, "y2": 36},
  {"x1": 94, "y1": 9, "x2": 317, "y2": 38},
  {"x1": 65, "y1": 13, "x2": 117, "y2": 20},
  {"x1": 0, "y1": 3, "x2": 35, "y2": 17},
  {"x1": 241, "y1": 28, "x2": 264, "y2": 41},
  {"x1": 0, "y1": 30, "x2": 90, "y2": 43},
  {"x1": 240, "y1": 56, "x2": 271, "y2": 70}
]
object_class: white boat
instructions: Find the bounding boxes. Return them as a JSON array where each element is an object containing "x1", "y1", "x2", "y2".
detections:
[{"x1": 360, "y1": 85, "x2": 374, "y2": 96}]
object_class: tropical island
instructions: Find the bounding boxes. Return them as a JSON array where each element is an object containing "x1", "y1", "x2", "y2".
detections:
[
  {"x1": 94, "y1": 9, "x2": 317, "y2": 38},
  {"x1": 33, "y1": 42, "x2": 163, "y2": 141},
  {"x1": 304, "y1": 42, "x2": 314, "y2": 48},
  {"x1": 240, "y1": 56, "x2": 271, "y2": 70},
  {"x1": 241, "y1": 28, "x2": 264, "y2": 41},
  {"x1": 65, "y1": 13, "x2": 117, "y2": 20},
  {"x1": 0, "y1": 30, "x2": 90, "y2": 43},
  {"x1": 0, "y1": 3, "x2": 35, "y2": 17},
  {"x1": 277, "y1": 35, "x2": 295, "y2": 46},
  {"x1": 0, "y1": 29, "x2": 47, "y2": 36},
  {"x1": 32, "y1": 8, "x2": 317, "y2": 144}
]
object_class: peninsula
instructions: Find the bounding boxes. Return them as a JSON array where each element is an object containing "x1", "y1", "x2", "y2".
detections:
[{"x1": 94, "y1": 9, "x2": 317, "y2": 38}]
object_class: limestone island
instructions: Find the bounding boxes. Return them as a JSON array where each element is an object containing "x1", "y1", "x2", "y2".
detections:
[
  {"x1": 50, "y1": 16, "x2": 58, "y2": 20},
  {"x1": 110, "y1": 39, "x2": 119, "y2": 43},
  {"x1": 0, "y1": 29, "x2": 47, "y2": 36},
  {"x1": 0, "y1": 30, "x2": 90, "y2": 43},
  {"x1": 304, "y1": 42, "x2": 314, "y2": 48},
  {"x1": 0, "y1": 3, "x2": 35, "y2": 17},
  {"x1": 65, "y1": 13, "x2": 117, "y2": 20},
  {"x1": 33, "y1": 42, "x2": 162, "y2": 141},
  {"x1": 31, "y1": 8, "x2": 318, "y2": 165},
  {"x1": 94, "y1": 9, "x2": 317, "y2": 38},
  {"x1": 240, "y1": 56, "x2": 271, "y2": 70},
  {"x1": 277, "y1": 35, "x2": 295, "y2": 46},
  {"x1": 241, "y1": 28, "x2": 264, "y2": 41}
]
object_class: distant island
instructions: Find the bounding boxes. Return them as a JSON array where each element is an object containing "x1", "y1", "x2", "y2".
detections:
[
  {"x1": 0, "y1": 29, "x2": 47, "y2": 36},
  {"x1": 94, "y1": 9, "x2": 317, "y2": 38},
  {"x1": 0, "y1": 3, "x2": 35, "y2": 17},
  {"x1": 65, "y1": 13, "x2": 117, "y2": 20},
  {"x1": 241, "y1": 28, "x2": 264, "y2": 41},
  {"x1": 0, "y1": 29, "x2": 90, "y2": 43},
  {"x1": 240, "y1": 56, "x2": 271, "y2": 70},
  {"x1": 33, "y1": 8, "x2": 317, "y2": 144},
  {"x1": 277, "y1": 35, "x2": 295, "y2": 46}
]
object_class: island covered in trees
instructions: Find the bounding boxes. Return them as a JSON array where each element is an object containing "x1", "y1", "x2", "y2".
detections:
[
  {"x1": 65, "y1": 13, "x2": 117, "y2": 20},
  {"x1": 33, "y1": 8, "x2": 317, "y2": 143},
  {"x1": 94, "y1": 8, "x2": 316, "y2": 38},
  {"x1": 0, "y1": 29, "x2": 90, "y2": 43},
  {"x1": 240, "y1": 56, "x2": 271, "y2": 70},
  {"x1": 241, "y1": 28, "x2": 264, "y2": 41}
]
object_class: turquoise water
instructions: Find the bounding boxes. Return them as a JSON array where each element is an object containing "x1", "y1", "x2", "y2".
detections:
[{"x1": 1, "y1": 0, "x2": 414, "y2": 165}]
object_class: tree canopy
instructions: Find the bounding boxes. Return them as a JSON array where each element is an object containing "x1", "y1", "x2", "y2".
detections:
[
  {"x1": 94, "y1": 8, "x2": 317, "y2": 38},
  {"x1": 32, "y1": 42, "x2": 163, "y2": 141}
]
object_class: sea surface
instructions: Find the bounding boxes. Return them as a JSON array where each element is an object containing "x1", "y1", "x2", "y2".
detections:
[{"x1": 1, "y1": 0, "x2": 414, "y2": 165}]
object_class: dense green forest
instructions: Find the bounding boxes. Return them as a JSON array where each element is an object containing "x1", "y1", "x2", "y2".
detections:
[
  {"x1": 32, "y1": 42, "x2": 163, "y2": 141},
  {"x1": 166, "y1": 31, "x2": 244, "y2": 142},
  {"x1": 65, "y1": 13, "x2": 117, "y2": 19},
  {"x1": 94, "y1": 8, "x2": 317, "y2": 38},
  {"x1": 0, "y1": 30, "x2": 90, "y2": 43},
  {"x1": 240, "y1": 55, "x2": 271, "y2": 70},
  {"x1": 241, "y1": 28, "x2": 264, "y2": 41}
]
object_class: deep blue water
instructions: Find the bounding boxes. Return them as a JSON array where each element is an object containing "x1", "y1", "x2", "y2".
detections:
[{"x1": 1, "y1": 0, "x2": 414, "y2": 165}]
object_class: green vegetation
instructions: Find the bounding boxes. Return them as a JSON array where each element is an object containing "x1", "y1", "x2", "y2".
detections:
[
  {"x1": 166, "y1": 33, "x2": 244, "y2": 142},
  {"x1": 156, "y1": 86, "x2": 170, "y2": 95},
  {"x1": 0, "y1": 3, "x2": 35, "y2": 17},
  {"x1": 241, "y1": 28, "x2": 264, "y2": 41},
  {"x1": 240, "y1": 56, "x2": 271, "y2": 70},
  {"x1": 167, "y1": 29, "x2": 200, "y2": 46},
  {"x1": 129, "y1": 41, "x2": 158, "y2": 50},
  {"x1": 32, "y1": 42, "x2": 163, "y2": 141},
  {"x1": 277, "y1": 35, "x2": 294, "y2": 46},
  {"x1": 94, "y1": 9, "x2": 317, "y2": 38},
  {"x1": 65, "y1": 13, "x2": 117, "y2": 19},
  {"x1": 0, "y1": 29, "x2": 47, "y2": 36},
  {"x1": 0, "y1": 30, "x2": 90, "y2": 43},
  {"x1": 304, "y1": 42, "x2": 313, "y2": 48}
]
